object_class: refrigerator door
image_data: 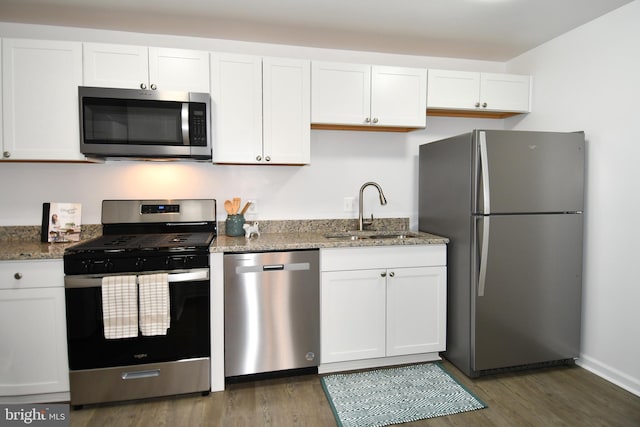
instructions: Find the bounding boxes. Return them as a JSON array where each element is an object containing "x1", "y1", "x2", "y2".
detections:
[
  {"x1": 472, "y1": 213, "x2": 583, "y2": 372},
  {"x1": 475, "y1": 130, "x2": 584, "y2": 214}
]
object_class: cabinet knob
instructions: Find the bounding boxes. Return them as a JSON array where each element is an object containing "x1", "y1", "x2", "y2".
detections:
[
  {"x1": 150, "y1": 83, "x2": 157, "y2": 90},
  {"x1": 475, "y1": 102, "x2": 481, "y2": 108},
  {"x1": 3, "y1": 151, "x2": 10, "y2": 158},
  {"x1": 372, "y1": 117, "x2": 379, "y2": 124},
  {"x1": 389, "y1": 272, "x2": 395, "y2": 277},
  {"x1": 265, "y1": 156, "x2": 271, "y2": 162},
  {"x1": 381, "y1": 272, "x2": 387, "y2": 277},
  {"x1": 140, "y1": 83, "x2": 147, "y2": 90},
  {"x1": 482, "y1": 102, "x2": 487, "y2": 108},
  {"x1": 365, "y1": 117, "x2": 371, "y2": 123},
  {"x1": 14, "y1": 272, "x2": 23, "y2": 280},
  {"x1": 256, "y1": 155, "x2": 262, "y2": 161}
]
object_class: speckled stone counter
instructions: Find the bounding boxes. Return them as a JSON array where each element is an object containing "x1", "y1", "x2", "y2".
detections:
[
  {"x1": 212, "y1": 218, "x2": 448, "y2": 253},
  {"x1": 0, "y1": 225, "x2": 102, "y2": 260},
  {"x1": 0, "y1": 219, "x2": 449, "y2": 260}
]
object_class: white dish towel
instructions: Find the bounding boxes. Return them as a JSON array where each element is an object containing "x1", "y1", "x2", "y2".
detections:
[
  {"x1": 102, "y1": 275, "x2": 139, "y2": 339},
  {"x1": 138, "y1": 273, "x2": 171, "y2": 336}
]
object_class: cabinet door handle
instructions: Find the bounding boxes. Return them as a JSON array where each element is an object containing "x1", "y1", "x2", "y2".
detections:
[
  {"x1": 389, "y1": 272, "x2": 395, "y2": 277},
  {"x1": 140, "y1": 83, "x2": 147, "y2": 89},
  {"x1": 364, "y1": 117, "x2": 371, "y2": 123},
  {"x1": 380, "y1": 272, "x2": 387, "y2": 277},
  {"x1": 475, "y1": 102, "x2": 481, "y2": 108},
  {"x1": 256, "y1": 155, "x2": 262, "y2": 161},
  {"x1": 150, "y1": 83, "x2": 157, "y2": 90},
  {"x1": 14, "y1": 272, "x2": 23, "y2": 280},
  {"x1": 372, "y1": 117, "x2": 379, "y2": 124},
  {"x1": 265, "y1": 156, "x2": 271, "y2": 162},
  {"x1": 3, "y1": 151, "x2": 10, "y2": 158},
  {"x1": 482, "y1": 102, "x2": 487, "y2": 108}
]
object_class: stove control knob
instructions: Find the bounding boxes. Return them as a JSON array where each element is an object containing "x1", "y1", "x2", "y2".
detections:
[
  {"x1": 104, "y1": 260, "x2": 114, "y2": 272},
  {"x1": 136, "y1": 257, "x2": 146, "y2": 269}
]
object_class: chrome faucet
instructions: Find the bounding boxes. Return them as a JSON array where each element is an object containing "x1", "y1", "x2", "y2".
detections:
[{"x1": 358, "y1": 181, "x2": 388, "y2": 231}]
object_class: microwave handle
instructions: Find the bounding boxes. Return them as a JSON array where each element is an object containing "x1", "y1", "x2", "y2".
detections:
[{"x1": 181, "y1": 103, "x2": 189, "y2": 146}]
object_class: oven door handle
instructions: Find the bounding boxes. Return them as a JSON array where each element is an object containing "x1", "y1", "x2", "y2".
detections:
[{"x1": 64, "y1": 268, "x2": 210, "y2": 288}]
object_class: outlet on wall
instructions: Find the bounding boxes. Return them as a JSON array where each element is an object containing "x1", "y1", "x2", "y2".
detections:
[
  {"x1": 343, "y1": 197, "x2": 355, "y2": 212},
  {"x1": 247, "y1": 199, "x2": 258, "y2": 214}
]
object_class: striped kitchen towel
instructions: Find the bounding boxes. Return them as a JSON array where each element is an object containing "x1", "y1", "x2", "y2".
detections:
[
  {"x1": 102, "y1": 275, "x2": 139, "y2": 339},
  {"x1": 138, "y1": 273, "x2": 171, "y2": 336}
]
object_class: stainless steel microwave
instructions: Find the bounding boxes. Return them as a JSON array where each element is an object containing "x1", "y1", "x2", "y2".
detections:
[{"x1": 79, "y1": 86, "x2": 211, "y2": 161}]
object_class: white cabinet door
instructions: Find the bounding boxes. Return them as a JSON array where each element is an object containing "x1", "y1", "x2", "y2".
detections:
[
  {"x1": 83, "y1": 43, "x2": 149, "y2": 89},
  {"x1": 0, "y1": 287, "x2": 69, "y2": 397},
  {"x1": 427, "y1": 69, "x2": 481, "y2": 110},
  {"x1": 0, "y1": 260, "x2": 68, "y2": 398},
  {"x1": 210, "y1": 53, "x2": 263, "y2": 164},
  {"x1": 481, "y1": 72, "x2": 531, "y2": 112},
  {"x1": 387, "y1": 266, "x2": 447, "y2": 356},
  {"x1": 311, "y1": 62, "x2": 371, "y2": 126},
  {"x1": 371, "y1": 66, "x2": 426, "y2": 127},
  {"x1": 263, "y1": 57, "x2": 310, "y2": 164},
  {"x1": 427, "y1": 69, "x2": 531, "y2": 113},
  {"x1": 312, "y1": 62, "x2": 426, "y2": 128},
  {"x1": 320, "y1": 270, "x2": 386, "y2": 363},
  {"x1": 84, "y1": 43, "x2": 210, "y2": 92},
  {"x1": 2, "y1": 39, "x2": 84, "y2": 161},
  {"x1": 148, "y1": 47, "x2": 210, "y2": 93},
  {"x1": 212, "y1": 54, "x2": 310, "y2": 164}
]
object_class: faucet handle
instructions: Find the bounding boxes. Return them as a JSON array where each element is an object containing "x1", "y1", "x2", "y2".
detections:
[{"x1": 362, "y1": 213, "x2": 374, "y2": 228}]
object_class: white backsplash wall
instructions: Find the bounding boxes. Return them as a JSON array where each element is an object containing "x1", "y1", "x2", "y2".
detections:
[{"x1": 0, "y1": 117, "x2": 502, "y2": 228}]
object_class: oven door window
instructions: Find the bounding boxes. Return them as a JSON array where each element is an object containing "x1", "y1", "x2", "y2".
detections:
[
  {"x1": 65, "y1": 279, "x2": 210, "y2": 370},
  {"x1": 82, "y1": 98, "x2": 184, "y2": 146}
]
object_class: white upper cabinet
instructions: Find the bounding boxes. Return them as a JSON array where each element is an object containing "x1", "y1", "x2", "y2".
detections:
[
  {"x1": 83, "y1": 43, "x2": 210, "y2": 92},
  {"x1": 2, "y1": 39, "x2": 84, "y2": 161},
  {"x1": 211, "y1": 53, "x2": 310, "y2": 164},
  {"x1": 312, "y1": 62, "x2": 427, "y2": 129},
  {"x1": 427, "y1": 69, "x2": 531, "y2": 114}
]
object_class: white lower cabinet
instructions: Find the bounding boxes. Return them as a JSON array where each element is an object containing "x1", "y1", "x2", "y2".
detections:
[
  {"x1": 320, "y1": 245, "x2": 446, "y2": 372},
  {"x1": 0, "y1": 260, "x2": 69, "y2": 403}
]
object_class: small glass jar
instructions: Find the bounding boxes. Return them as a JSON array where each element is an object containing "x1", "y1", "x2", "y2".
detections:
[{"x1": 225, "y1": 214, "x2": 245, "y2": 237}]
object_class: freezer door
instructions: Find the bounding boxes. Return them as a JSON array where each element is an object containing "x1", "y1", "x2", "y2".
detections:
[
  {"x1": 475, "y1": 130, "x2": 584, "y2": 214},
  {"x1": 472, "y1": 213, "x2": 582, "y2": 372}
]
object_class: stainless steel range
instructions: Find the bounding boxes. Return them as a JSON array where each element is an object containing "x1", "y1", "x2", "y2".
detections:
[{"x1": 63, "y1": 199, "x2": 216, "y2": 407}]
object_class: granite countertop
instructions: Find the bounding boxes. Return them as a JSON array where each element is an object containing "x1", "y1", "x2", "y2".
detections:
[
  {"x1": 211, "y1": 231, "x2": 448, "y2": 253},
  {"x1": 0, "y1": 219, "x2": 449, "y2": 261}
]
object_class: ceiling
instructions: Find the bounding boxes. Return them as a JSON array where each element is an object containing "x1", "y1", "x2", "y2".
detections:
[{"x1": 0, "y1": 0, "x2": 633, "y2": 61}]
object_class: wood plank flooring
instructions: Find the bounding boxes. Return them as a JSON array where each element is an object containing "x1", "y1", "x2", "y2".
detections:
[{"x1": 70, "y1": 360, "x2": 640, "y2": 427}]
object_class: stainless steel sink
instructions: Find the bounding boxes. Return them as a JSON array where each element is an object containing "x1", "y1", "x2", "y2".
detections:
[{"x1": 324, "y1": 231, "x2": 418, "y2": 240}]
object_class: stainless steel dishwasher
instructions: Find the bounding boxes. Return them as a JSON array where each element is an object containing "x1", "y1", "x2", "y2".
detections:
[{"x1": 224, "y1": 250, "x2": 319, "y2": 377}]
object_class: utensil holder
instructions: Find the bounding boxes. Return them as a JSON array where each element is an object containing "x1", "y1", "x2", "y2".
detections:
[{"x1": 225, "y1": 214, "x2": 245, "y2": 237}]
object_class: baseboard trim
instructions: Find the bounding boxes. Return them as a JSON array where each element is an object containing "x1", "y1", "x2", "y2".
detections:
[{"x1": 577, "y1": 355, "x2": 640, "y2": 397}]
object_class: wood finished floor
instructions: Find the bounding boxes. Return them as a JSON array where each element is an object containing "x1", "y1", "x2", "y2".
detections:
[{"x1": 70, "y1": 360, "x2": 640, "y2": 427}]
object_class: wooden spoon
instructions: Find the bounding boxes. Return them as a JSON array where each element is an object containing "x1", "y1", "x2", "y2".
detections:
[
  {"x1": 240, "y1": 201, "x2": 252, "y2": 215},
  {"x1": 224, "y1": 200, "x2": 233, "y2": 215},
  {"x1": 232, "y1": 197, "x2": 241, "y2": 214}
]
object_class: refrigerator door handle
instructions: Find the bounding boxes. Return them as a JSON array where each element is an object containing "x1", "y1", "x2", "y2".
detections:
[
  {"x1": 479, "y1": 131, "x2": 491, "y2": 214},
  {"x1": 478, "y1": 216, "x2": 490, "y2": 297}
]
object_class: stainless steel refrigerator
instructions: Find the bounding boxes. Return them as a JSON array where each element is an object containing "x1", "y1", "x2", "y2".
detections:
[{"x1": 419, "y1": 129, "x2": 584, "y2": 377}]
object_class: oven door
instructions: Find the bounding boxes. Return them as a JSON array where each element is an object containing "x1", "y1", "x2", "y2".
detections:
[{"x1": 64, "y1": 268, "x2": 210, "y2": 371}]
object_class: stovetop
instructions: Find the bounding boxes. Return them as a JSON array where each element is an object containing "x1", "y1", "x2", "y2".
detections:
[
  {"x1": 63, "y1": 199, "x2": 217, "y2": 275},
  {"x1": 65, "y1": 232, "x2": 216, "y2": 254}
]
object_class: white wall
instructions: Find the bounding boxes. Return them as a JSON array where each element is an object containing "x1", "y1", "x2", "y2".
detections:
[
  {"x1": 506, "y1": 1, "x2": 640, "y2": 395},
  {"x1": 0, "y1": 22, "x2": 504, "y2": 228}
]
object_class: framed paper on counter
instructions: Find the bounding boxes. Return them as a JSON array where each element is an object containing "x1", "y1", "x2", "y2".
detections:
[{"x1": 41, "y1": 202, "x2": 82, "y2": 243}]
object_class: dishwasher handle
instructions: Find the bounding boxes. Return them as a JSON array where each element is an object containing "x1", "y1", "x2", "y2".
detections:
[{"x1": 236, "y1": 262, "x2": 311, "y2": 274}]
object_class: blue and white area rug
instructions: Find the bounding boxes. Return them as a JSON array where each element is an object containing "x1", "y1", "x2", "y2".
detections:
[{"x1": 321, "y1": 363, "x2": 486, "y2": 427}]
